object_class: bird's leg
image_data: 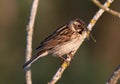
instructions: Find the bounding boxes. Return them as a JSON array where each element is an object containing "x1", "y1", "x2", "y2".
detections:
[
  {"x1": 58, "y1": 56, "x2": 67, "y2": 62},
  {"x1": 58, "y1": 55, "x2": 70, "y2": 66},
  {"x1": 58, "y1": 51, "x2": 76, "y2": 64},
  {"x1": 67, "y1": 51, "x2": 76, "y2": 59}
]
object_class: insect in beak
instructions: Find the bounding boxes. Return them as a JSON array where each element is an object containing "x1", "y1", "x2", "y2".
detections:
[{"x1": 86, "y1": 28, "x2": 96, "y2": 43}]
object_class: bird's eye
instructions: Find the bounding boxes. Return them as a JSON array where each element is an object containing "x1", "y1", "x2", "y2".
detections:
[{"x1": 78, "y1": 25, "x2": 81, "y2": 28}]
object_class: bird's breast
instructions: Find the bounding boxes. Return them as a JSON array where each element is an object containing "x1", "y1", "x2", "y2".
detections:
[{"x1": 51, "y1": 34, "x2": 85, "y2": 56}]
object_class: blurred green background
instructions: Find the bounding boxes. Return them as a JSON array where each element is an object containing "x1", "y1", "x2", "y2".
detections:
[{"x1": 0, "y1": 0, "x2": 120, "y2": 84}]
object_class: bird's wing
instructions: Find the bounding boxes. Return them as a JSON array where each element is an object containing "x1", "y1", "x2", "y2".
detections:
[{"x1": 36, "y1": 25, "x2": 74, "y2": 50}]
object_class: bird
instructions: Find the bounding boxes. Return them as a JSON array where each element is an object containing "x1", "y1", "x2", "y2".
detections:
[{"x1": 23, "y1": 18, "x2": 89, "y2": 69}]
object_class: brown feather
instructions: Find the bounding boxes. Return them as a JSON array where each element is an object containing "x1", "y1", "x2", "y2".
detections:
[{"x1": 36, "y1": 25, "x2": 74, "y2": 50}]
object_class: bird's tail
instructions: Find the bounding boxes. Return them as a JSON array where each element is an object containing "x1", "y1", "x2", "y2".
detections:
[{"x1": 22, "y1": 50, "x2": 48, "y2": 69}]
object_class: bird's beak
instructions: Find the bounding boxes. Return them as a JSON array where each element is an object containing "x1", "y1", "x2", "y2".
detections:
[{"x1": 86, "y1": 28, "x2": 96, "y2": 43}]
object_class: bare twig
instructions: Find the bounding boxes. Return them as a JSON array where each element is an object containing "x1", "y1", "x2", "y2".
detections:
[
  {"x1": 48, "y1": 51, "x2": 79, "y2": 84},
  {"x1": 88, "y1": 0, "x2": 114, "y2": 31},
  {"x1": 92, "y1": 0, "x2": 120, "y2": 18},
  {"x1": 106, "y1": 65, "x2": 120, "y2": 84},
  {"x1": 49, "y1": 0, "x2": 114, "y2": 84},
  {"x1": 48, "y1": 57, "x2": 71, "y2": 84},
  {"x1": 25, "y1": 0, "x2": 39, "y2": 84}
]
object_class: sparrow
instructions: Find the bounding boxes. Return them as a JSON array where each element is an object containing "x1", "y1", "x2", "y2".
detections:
[{"x1": 23, "y1": 18, "x2": 89, "y2": 69}]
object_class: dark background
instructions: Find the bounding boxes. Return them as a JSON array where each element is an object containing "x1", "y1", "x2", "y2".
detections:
[{"x1": 0, "y1": 0, "x2": 120, "y2": 84}]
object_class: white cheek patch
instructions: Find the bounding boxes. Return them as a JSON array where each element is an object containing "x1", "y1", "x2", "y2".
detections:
[
  {"x1": 69, "y1": 21, "x2": 76, "y2": 32},
  {"x1": 71, "y1": 26, "x2": 76, "y2": 31}
]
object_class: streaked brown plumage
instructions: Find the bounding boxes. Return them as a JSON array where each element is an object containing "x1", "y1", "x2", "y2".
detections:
[{"x1": 23, "y1": 18, "x2": 88, "y2": 69}]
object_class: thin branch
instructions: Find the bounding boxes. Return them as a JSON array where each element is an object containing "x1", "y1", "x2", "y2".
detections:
[
  {"x1": 106, "y1": 65, "x2": 120, "y2": 84},
  {"x1": 92, "y1": 0, "x2": 120, "y2": 18},
  {"x1": 25, "y1": 0, "x2": 39, "y2": 84},
  {"x1": 88, "y1": 0, "x2": 114, "y2": 31},
  {"x1": 48, "y1": 58, "x2": 71, "y2": 84},
  {"x1": 48, "y1": 0, "x2": 114, "y2": 84}
]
